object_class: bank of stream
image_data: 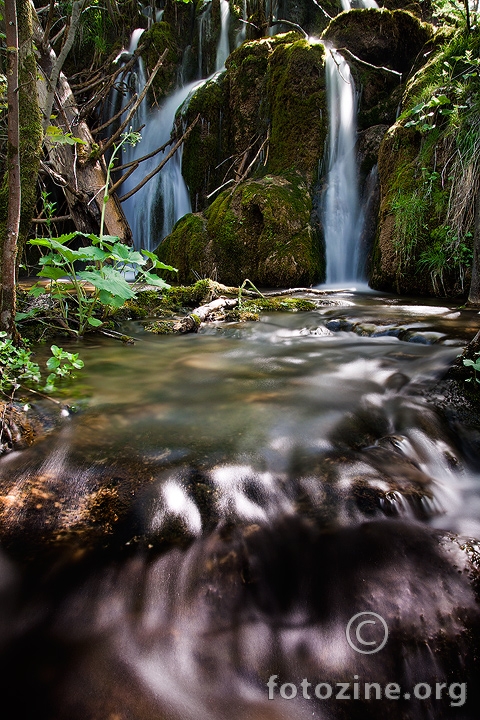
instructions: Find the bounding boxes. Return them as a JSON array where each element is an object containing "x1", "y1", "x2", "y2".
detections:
[{"x1": 0, "y1": 290, "x2": 480, "y2": 719}]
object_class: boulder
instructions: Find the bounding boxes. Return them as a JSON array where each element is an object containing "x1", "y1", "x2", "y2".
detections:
[{"x1": 157, "y1": 173, "x2": 325, "y2": 287}]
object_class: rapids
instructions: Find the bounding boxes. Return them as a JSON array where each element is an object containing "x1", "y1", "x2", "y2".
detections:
[{"x1": 0, "y1": 292, "x2": 480, "y2": 718}]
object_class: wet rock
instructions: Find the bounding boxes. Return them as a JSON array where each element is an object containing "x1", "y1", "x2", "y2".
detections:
[{"x1": 322, "y1": 8, "x2": 433, "y2": 74}]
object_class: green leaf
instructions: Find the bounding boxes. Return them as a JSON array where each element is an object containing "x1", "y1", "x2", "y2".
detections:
[
  {"x1": 38, "y1": 266, "x2": 66, "y2": 281},
  {"x1": 46, "y1": 357, "x2": 61, "y2": 370},
  {"x1": 87, "y1": 316, "x2": 103, "y2": 327},
  {"x1": 28, "y1": 284, "x2": 47, "y2": 297},
  {"x1": 77, "y1": 267, "x2": 135, "y2": 300},
  {"x1": 98, "y1": 290, "x2": 126, "y2": 308},
  {"x1": 141, "y1": 271, "x2": 171, "y2": 289},
  {"x1": 154, "y1": 260, "x2": 177, "y2": 273}
]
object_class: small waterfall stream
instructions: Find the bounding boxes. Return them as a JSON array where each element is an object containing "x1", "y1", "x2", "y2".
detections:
[
  {"x1": 215, "y1": 0, "x2": 231, "y2": 71},
  {"x1": 113, "y1": 8, "x2": 231, "y2": 251},
  {"x1": 323, "y1": 49, "x2": 364, "y2": 284}
]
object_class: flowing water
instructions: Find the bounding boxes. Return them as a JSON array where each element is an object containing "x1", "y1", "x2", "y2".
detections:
[
  {"x1": 323, "y1": 50, "x2": 364, "y2": 284},
  {"x1": 215, "y1": 0, "x2": 231, "y2": 72},
  {"x1": 1, "y1": 293, "x2": 480, "y2": 718}
]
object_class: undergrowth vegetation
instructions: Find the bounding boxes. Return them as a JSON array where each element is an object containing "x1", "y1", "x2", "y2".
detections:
[{"x1": 388, "y1": 16, "x2": 480, "y2": 293}]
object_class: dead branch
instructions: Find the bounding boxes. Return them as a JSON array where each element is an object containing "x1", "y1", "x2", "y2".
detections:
[
  {"x1": 32, "y1": 215, "x2": 71, "y2": 224},
  {"x1": 97, "y1": 49, "x2": 168, "y2": 159},
  {"x1": 174, "y1": 297, "x2": 238, "y2": 333},
  {"x1": 311, "y1": 0, "x2": 332, "y2": 20},
  {"x1": 230, "y1": 130, "x2": 270, "y2": 195},
  {"x1": 77, "y1": 43, "x2": 147, "y2": 119},
  {"x1": 270, "y1": 19, "x2": 308, "y2": 38},
  {"x1": 111, "y1": 137, "x2": 172, "y2": 172},
  {"x1": 42, "y1": 0, "x2": 88, "y2": 130},
  {"x1": 91, "y1": 93, "x2": 137, "y2": 135},
  {"x1": 119, "y1": 114, "x2": 201, "y2": 202},
  {"x1": 337, "y1": 48, "x2": 403, "y2": 78}
]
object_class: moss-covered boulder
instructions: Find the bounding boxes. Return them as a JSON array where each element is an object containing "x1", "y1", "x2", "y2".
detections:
[
  {"x1": 266, "y1": 39, "x2": 327, "y2": 175},
  {"x1": 141, "y1": 21, "x2": 183, "y2": 99},
  {"x1": 322, "y1": 9, "x2": 433, "y2": 73},
  {"x1": 157, "y1": 173, "x2": 324, "y2": 287},
  {"x1": 180, "y1": 33, "x2": 327, "y2": 211}
]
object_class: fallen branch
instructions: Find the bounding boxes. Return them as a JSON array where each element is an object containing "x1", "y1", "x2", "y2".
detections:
[
  {"x1": 97, "y1": 49, "x2": 168, "y2": 159},
  {"x1": 118, "y1": 114, "x2": 201, "y2": 202},
  {"x1": 173, "y1": 297, "x2": 238, "y2": 333},
  {"x1": 337, "y1": 48, "x2": 403, "y2": 78},
  {"x1": 262, "y1": 287, "x2": 354, "y2": 296},
  {"x1": 270, "y1": 19, "x2": 308, "y2": 38},
  {"x1": 310, "y1": 0, "x2": 332, "y2": 20}
]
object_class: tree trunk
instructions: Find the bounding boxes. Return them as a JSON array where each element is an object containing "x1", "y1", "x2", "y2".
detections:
[
  {"x1": 0, "y1": 0, "x2": 21, "y2": 337},
  {"x1": 34, "y1": 18, "x2": 132, "y2": 241},
  {"x1": 17, "y1": 0, "x2": 43, "y2": 253},
  {"x1": 468, "y1": 186, "x2": 480, "y2": 305}
]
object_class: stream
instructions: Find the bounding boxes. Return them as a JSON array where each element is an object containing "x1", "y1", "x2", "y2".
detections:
[{"x1": 1, "y1": 291, "x2": 480, "y2": 719}]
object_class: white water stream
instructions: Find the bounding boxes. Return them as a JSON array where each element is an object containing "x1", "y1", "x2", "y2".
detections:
[
  {"x1": 323, "y1": 49, "x2": 364, "y2": 284},
  {"x1": 114, "y1": 11, "x2": 231, "y2": 251}
]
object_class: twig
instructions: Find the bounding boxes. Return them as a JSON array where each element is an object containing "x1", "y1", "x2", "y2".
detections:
[
  {"x1": 111, "y1": 137, "x2": 172, "y2": 172},
  {"x1": 97, "y1": 49, "x2": 168, "y2": 159},
  {"x1": 91, "y1": 93, "x2": 137, "y2": 135},
  {"x1": 270, "y1": 19, "x2": 308, "y2": 38},
  {"x1": 337, "y1": 47, "x2": 403, "y2": 78},
  {"x1": 119, "y1": 114, "x2": 201, "y2": 202},
  {"x1": 32, "y1": 215, "x2": 71, "y2": 224}
]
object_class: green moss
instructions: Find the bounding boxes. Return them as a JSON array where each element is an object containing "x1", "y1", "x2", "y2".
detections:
[
  {"x1": 242, "y1": 297, "x2": 317, "y2": 312},
  {"x1": 144, "y1": 320, "x2": 177, "y2": 334},
  {"x1": 181, "y1": 74, "x2": 228, "y2": 208},
  {"x1": 371, "y1": 27, "x2": 480, "y2": 296},
  {"x1": 156, "y1": 214, "x2": 211, "y2": 284},
  {"x1": 267, "y1": 40, "x2": 326, "y2": 179},
  {"x1": 142, "y1": 22, "x2": 181, "y2": 99},
  {"x1": 322, "y1": 9, "x2": 433, "y2": 74}
]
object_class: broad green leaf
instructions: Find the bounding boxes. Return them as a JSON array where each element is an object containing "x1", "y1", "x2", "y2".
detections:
[
  {"x1": 98, "y1": 290, "x2": 127, "y2": 308},
  {"x1": 28, "y1": 284, "x2": 47, "y2": 297},
  {"x1": 87, "y1": 316, "x2": 103, "y2": 327},
  {"x1": 77, "y1": 268, "x2": 135, "y2": 300},
  {"x1": 141, "y1": 271, "x2": 171, "y2": 289},
  {"x1": 155, "y1": 260, "x2": 177, "y2": 272},
  {"x1": 38, "y1": 266, "x2": 66, "y2": 281}
]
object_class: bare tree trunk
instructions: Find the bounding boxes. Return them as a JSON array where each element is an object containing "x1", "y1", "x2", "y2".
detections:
[
  {"x1": 0, "y1": 0, "x2": 21, "y2": 337},
  {"x1": 33, "y1": 8, "x2": 132, "y2": 241},
  {"x1": 35, "y1": 35, "x2": 132, "y2": 241},
  {"x1": 468, "y1": 186, "x2": 480, "y2": 305}
]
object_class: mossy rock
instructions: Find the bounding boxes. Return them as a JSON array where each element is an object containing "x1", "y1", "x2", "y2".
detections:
[
  {"x1": 180, "y1": 73, "x2": 229, "y2": 211},
  {"x1": 157, "y1": 173, "x2": 324, "y2": 287},
  {"x1": 157, "y1": 213, "x2": 212, "y2": 282},
  {"x1": 267, "y1": 39, "x2": 327, "y2": 177},
  {"x1": 322, "y1": 8, "x2": 433, "y2": 74},
  {"x1": 181, "y1": 33, "x2": 327, "y2": 213},
  {"x1": 141, "y1": 21, "x2": 182, "y2": 99}
]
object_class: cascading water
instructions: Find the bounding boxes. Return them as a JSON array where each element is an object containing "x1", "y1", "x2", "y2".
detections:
[
  {"x1": 120, "y1": 80, "x2": 200, "y2": 251},
  {"x1": 341, "y1": 0, "x2": 378, "y2": 8},
  {"x1": 322, "y1": 49, "x2": 364, "y2": 284},
  {"x1": 215, "y1": 0, "x2": 231, "y2": 71},
  {"x1": 112, "y1": 6, "x2": 232, "y2": 251}
]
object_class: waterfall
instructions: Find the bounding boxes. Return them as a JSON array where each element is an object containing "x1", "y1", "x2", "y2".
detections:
[
  {"x1": 215, "y1": 0, "x2": 231, "y2": 71},
  {"x1": 322, "y1": 48, "x2": 364, "y2": 284},
  {"x1": 120, "y1": 80, "x2": 202, "y2": 251},
  {"x1": 341, "y1": 0, "x2": 378, "y2": 8},
  {"x1": 198, "y1": 1, "x2": 212, "y2": 78}
]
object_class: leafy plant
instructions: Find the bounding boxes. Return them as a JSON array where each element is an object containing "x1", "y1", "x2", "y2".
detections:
[
  {"x1": 463, "y1": 352, "x2": 480, "y2": 384},
  {"x1": 28, "y1": 130, "x2": 177, "y2": 337},
  {"x1": 0, "y1": 332, "x2": 83, "y2": 398}
]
